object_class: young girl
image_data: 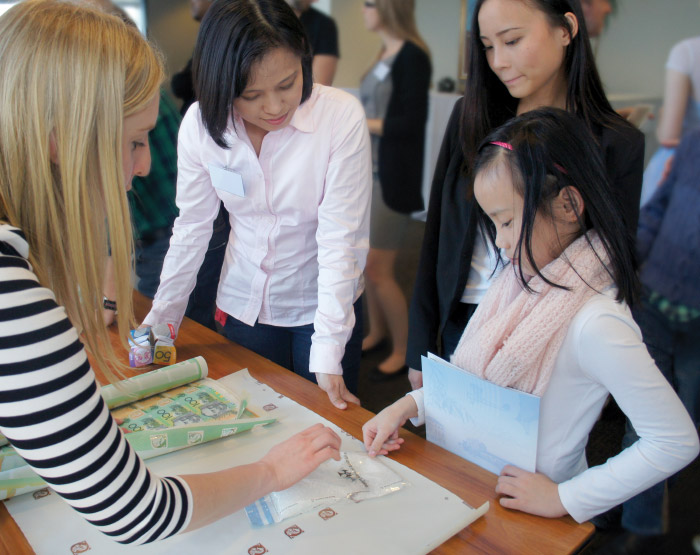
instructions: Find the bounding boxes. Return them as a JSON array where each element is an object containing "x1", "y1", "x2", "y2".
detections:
[
  {"x1": 407, "y1": 0, "x2": 644, "y2": 390},
  {"x1": 363, "y1": 108, "x2": 698, "y2": 522},
  {"x1": 0, "y1": 0, "x2": 340, "y2": 543},
  {"x1": 144, "y1": 0, "x2": 371, "y2": 410},
  {"x1": 359, "y1": 0, "x2": 431, "y2": 379}
]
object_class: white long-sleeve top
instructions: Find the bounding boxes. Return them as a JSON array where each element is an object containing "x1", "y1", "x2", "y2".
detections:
[
  {"x1": 0, "y1": 224, "x2": 193, "y2": 543},
  {"x1": 408, "y1": 292, "x2": 699, "y2": 523},
  {"x1": 144, "y1": 84, "x2": 372, "y2": 375}
]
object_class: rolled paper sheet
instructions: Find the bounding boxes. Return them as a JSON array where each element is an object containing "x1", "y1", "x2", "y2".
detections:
[
  {"x1": 101, "y1": 356, "x2": 208, "y2": 409},
  {"x1": 123, "y1": 417, "x2": 275, "y2": 459}
]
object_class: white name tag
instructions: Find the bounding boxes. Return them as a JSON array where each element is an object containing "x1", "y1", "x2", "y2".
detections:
[
  {"x1": 373, "y1": 61, "x2": 390, "y2": 81},
  {"x1": 208, "y1": 164, "x2": 245, "y2": 197}
]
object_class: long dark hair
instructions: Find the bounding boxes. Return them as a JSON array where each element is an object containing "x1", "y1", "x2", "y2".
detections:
[
  {"x1": 462, "y1": 0, "x2": 622, "y2": 170},
  {"x1": 473, "y1": 108, "x2": 639, "y2": 306},
  {"x1": 193, "y1": 0, "x2": 313, "y2": 148}
]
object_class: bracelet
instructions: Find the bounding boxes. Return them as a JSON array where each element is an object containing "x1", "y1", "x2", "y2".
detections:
[{"x1": 103, "y1": 297, "x2": 117, "y2": 312}]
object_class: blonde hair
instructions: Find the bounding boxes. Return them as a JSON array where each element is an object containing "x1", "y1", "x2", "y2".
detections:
[
  {"x1": 374, "y1": 0, "x2": 430, "y2": 56},
  {"x1": 0, "y1": 0, "x2": 164, "y2": 382}
]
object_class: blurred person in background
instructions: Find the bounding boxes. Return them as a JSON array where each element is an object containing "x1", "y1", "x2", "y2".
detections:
[
  {"x1": 286, "y1": 0, "x2": 339, "y2": 85},
  {"x1": 359, "y1": 0, "x2": 431, "y2": 381}
]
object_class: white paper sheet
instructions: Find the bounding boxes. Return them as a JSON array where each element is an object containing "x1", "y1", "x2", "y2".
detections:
[
  {"x1": 5, "y1": 369, "x2": 488, "y2": 555},
  {"x1": 423, "y1": 353, "x2": 540, "y2": 475}
]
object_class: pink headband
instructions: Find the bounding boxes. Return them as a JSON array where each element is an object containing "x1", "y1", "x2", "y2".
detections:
[
  {"x1": 490, "y1": 141, "x2": 513, "y2": 150},
  {"x1": 489, "y1": 141, "x2": 568, "y2": 174}
]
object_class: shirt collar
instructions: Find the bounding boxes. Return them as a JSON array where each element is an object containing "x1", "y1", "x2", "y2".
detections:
[
  {"x1": 230, "y1": 86, "x2": 317, "y2": 137},
  {"x1": 288, "y1": 88, "x2": 316, "y2": 134}
]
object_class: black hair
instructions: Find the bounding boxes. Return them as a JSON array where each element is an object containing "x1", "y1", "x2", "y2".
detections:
[
  {"x1": 461, "y1": 0, "x2": 624, "y2": 170},
  {"x1": 473, "y1": 107, "x2": 639, "y2": 306},
  {"x1": 193, "y1": 0, "x2": 313, "y2": 148}
]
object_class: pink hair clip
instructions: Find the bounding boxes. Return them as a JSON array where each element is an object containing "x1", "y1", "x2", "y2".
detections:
[
  {"x1": 490, "y1": 141, "x2": 513, "y2": 150},
  {"x1": 554, "y1": 163, "x2": 568, "y2": 174}
]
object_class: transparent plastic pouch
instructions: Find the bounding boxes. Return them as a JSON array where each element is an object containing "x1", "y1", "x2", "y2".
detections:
[{"x1": 245, "y1": 451, "x2": 407, "y2": 526}]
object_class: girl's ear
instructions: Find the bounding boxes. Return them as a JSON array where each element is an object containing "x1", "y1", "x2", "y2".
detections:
[
  {"x1": 561, "y1": 12, "x2": 579, "y2": 45},
  {"x1": 557, "y1": 186, "x2": 585, "y2": 222}
]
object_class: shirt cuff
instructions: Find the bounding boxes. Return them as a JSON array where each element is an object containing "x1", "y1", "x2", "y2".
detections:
[
  {"x1": 557, "y1": 480, "x2": 588, "y2": 523},
  {"x1": 309, "y1": 341, "x2": 344, "y2": 375},
  {"x1": 143, "y1": 300, "x2": 187, "y2": 335},
  {"x1": 406, "y1": 388, "x2": 425, "y2": 427}
]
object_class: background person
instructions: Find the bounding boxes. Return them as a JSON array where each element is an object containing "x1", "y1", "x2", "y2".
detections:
[
  {"x1": 358, "y1": 0, "x2": 431, "y2": 381},
  {"x1": 0, "y1": 0, "x2": 341, "y2": 543},
  {"x1": 580, "y1": 0, "x2": 612, "y2": 38},
  {"x1": 93, "y1": 0, "x2": 229, "y2": 331},
  {"x1": 640, "y1": 33, "x2": 700, "y2": 205},
  {"x1": 286, "y1": 0, "x2": 340, "y2": 85},
  {"x1": 171, "y1": 0, "x2": 213, "y2": 115},
  {"x1": 610, "y1": 128, "x2": 700, "y2": 553}
]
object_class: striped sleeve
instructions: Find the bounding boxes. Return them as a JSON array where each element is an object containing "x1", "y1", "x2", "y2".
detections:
[{"x1": 0, "y1": 224, "x2": 193, "y2": 544}]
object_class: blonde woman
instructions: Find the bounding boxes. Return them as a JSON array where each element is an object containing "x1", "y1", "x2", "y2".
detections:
[
  {"x1": 0, "y1": 0, "x2": 340, "y2": 544},
  {"x1": 360, "y1": 0, "x2": 431, "y2": 380}
]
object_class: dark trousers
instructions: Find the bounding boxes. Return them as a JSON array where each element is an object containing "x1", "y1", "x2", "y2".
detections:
[{"x1": 220, "y1": 298, "x2": 364, "y2": 395}]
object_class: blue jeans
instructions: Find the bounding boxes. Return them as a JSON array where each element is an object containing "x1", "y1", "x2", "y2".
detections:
[
  {"x1": 135, "y1": 205, "x2": 230, "y2": 330},
  {"x1": 621, "y1": 295, "x2": 700, "y2": 534},
  {"x1": 220, "y1": 298, "x2": 363, "y2": 395}
]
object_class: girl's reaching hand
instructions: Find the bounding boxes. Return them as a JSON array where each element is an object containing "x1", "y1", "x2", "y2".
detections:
[
  {"x1": 496, "y1": 465, "x2": 567, "y2": 518},
  {"x1": 362, "y1": 396, "x2": 417, "y2": 457}
]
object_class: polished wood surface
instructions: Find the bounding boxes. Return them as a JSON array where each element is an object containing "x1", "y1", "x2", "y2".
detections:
[{"x1": 1, "y1": 292, "x2": 593, "y2": 554}]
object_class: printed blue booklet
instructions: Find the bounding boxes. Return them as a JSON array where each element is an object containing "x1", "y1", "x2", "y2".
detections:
[{"x1": 422, "y1": 353, "x2": 540, "y2": 475}]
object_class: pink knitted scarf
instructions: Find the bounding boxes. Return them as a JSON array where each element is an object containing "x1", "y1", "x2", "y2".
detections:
[{"x1": 450, "y1": 232, "x2": 613, "y2": 396}]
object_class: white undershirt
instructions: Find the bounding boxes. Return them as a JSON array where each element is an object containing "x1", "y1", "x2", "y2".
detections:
[{"x1": 461, "y1": 226, "x2": 499, "y2": 304}]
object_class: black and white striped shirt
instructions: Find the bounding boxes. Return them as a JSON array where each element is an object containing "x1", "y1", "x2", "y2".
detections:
[{"x1": 0, "y1": 224, "x2": 192, "y2": 543}]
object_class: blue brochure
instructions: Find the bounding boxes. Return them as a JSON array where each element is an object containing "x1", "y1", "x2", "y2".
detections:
[{"x1": 422, "y1": 353, "x2": 540, "y2": 475}]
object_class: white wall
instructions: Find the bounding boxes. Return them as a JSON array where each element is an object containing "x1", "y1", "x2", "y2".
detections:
[
  {"x1": 331, "y1": 0, "x2": 382, "y2": 88},
  {"x1": 595, "y1": 0, "x2": 699, "y2": 98},
  {"x1": 415, "y1": 0, "x2": 462, "y2": 86},
  {"x1": 331, "y1": 0, "x2": 462, "y2": 88}
]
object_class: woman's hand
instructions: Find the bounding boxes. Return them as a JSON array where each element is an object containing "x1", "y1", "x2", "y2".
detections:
[
  {"x1": 260, "y1": 423, "x2": 341, "y2": 492},
  {"x1": 496, "y1": 465, "x2": 567, "y2": 518},
  {"x1": 362, "y1": 396, "x2": 416, "y2": 457},
  {"x1": 315, "y1": 373, "x2": 361, "y2": 410}
]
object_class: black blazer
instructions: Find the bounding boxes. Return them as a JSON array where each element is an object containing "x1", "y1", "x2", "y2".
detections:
[
  {"x1": 406, "y1": 99, "x2": 645, "y2": 370},
  {"x1": 378, "y1": 41, "x2": 431, "y2": 214}
]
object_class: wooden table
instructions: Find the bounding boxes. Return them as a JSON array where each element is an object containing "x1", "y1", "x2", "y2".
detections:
[{"x1": 1, "y1": 293, "x2": 594, "y2": 554}]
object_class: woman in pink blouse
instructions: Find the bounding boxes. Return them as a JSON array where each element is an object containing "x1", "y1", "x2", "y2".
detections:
[{"x1": 144, "y1": 0, "x2": 372, "y2": 410}]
